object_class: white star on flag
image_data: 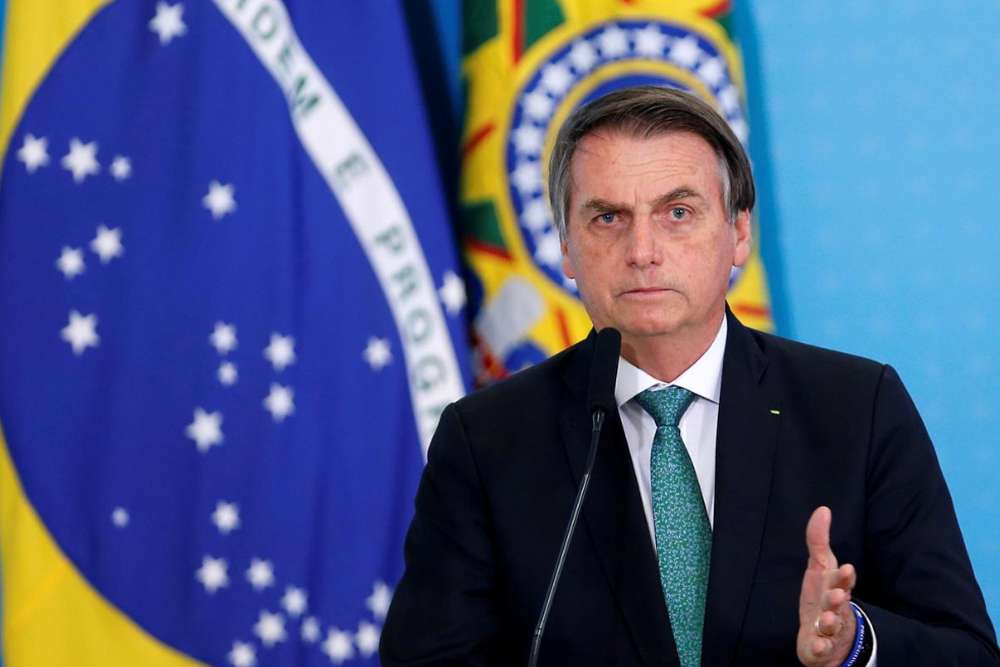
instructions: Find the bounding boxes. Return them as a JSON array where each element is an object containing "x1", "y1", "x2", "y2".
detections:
[
  {"x1": 263, "y1": 383, "x2": 295, "y2": 422},
  {"x1": 281, "y1": 586, "x2": 307, "y2": 617},
  {"x1": 301, "y1": 617, "x2": 321, "y2": 643},
  {"x1": 363, "y1": 337, "x2": 392, "y2": 371},
  {"x1": 90, "y1": 225, "x2": 123, "y2": 263},
  {"x1": 203, "y1": 180, "x2": 236, "y2": 219},
  {"x1": 597, "y1": 26, "x2": 629, "y2": 58},
  {"x1": 218, "y1": 361, "x2": 238, "y2": 386},
  {"x1": 212, "y1": 501, "x2": 240, "y2": 534},
  {"x1": 111, "y1": 507, "x2": 129, "y2": 527},
  {"x1": 322, "y1": 628, "x2": 355, "y2": 664},
  {"x1": 110, "y1": 155, "x2": 132, "y2": 181},
  {"x1": 669, "y1": 35, "x2": 702, "y2": 68},
  {"x1": 539, "y1": 63, "x2": 573, "y2": 96},
  {"x1": 438, "y1": 271, "x2": 466, "y2": 315},
  {"x1": 186, "y1": 407, "x2": 223, "y2": 452},
  {"x1": 56, "y1": 247, "x2": 86, "y2": 279},
  {"x1": 523, "y1": 91, "x2": 554, "y2": 121},
  {"x1": 61, "y1": 138, "x2": 100, "y2": 183},
  {"x1": 61, "y1": 310, "x2": 99, "y2": 355},
  {"x1": 534, "y1": 231, "x2": 563, "y2": 268},
  {"x1": 210, "y1": 322, "x2": 238, "y2": 354},
  {"x1": 263, "y1": 333, "x2": 296, "y2": 371},
  {"x1": 195, "y1": 556, "x2": 229, "y2": 593},
  {"x1": 149, "y1": 2, "x2": 187, "y2": 45},
  {"x1": 17, "y1": 134, "x2": 49, "y2": 172},
  {"x1": 228, "y1": 641, "x2": 256, "y2": 667},
  {"x1": 246, "y1": 558, "x2": 275, "y2": 591},
  {"x1": 567, "y1": 40, "x2": 598, "y2": 72},
  {"x1": 511, "y1": 124, "x2": 544, "y2": 155},
  {"x1": 510, "y1": 161, "x2": 542, "y2": 196},
  {"x1": 366, "y1": 580, "x2": 392, "y2": 620},
  {"x1": 355, "y1": 621, "x2": 380, "y2": 658},
  {"x1": 253, "y1": 610, "x2": 287, "y2": 647},
  {"x1": 634, "y1": 25, "x2": 668, "y2": 57}
]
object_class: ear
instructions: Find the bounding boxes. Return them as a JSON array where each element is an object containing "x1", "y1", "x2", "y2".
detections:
[
  {"x1": 732, "y1": 209, "x2": 752, "y2": 267},
  {"x1": 561, "y1": 237, "x2": 576, "y2": 279}
]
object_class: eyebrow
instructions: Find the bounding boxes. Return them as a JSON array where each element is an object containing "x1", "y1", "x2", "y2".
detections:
[{"x1": 579, "y1": 187, "x2": 707, "y2": 213}]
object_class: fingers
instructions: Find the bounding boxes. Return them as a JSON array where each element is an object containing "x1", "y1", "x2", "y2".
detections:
[{"x1": 805, "y1": 506, "x2": 837, "y2": 569}]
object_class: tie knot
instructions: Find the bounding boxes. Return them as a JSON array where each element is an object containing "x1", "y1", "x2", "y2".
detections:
[{"x1": 635, "y1": 385, "x2": 695, "y2": 428}]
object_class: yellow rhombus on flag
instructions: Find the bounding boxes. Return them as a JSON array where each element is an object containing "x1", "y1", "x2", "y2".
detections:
[{"x1": 460, "y1": 0, "x2": 773, "y2": 384}]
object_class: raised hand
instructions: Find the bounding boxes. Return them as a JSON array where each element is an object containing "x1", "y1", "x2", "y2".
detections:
[{"x1": 797, "y1": 506, "x2": 859, "y2": 666}]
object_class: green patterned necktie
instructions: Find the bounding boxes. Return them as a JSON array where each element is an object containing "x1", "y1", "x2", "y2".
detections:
[{"x1": 635, "y1": 386, "x2": 711, "y2": 667}]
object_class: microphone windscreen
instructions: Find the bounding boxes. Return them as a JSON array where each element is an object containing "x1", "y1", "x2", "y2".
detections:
[{"x1": 588, "y1": 327, "x2": 621, "y2": 414}]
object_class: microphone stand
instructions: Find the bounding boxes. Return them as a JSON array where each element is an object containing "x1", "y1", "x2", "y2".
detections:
[{"x1": 526, "y1": 407, "x2": 607, "y2": 667}]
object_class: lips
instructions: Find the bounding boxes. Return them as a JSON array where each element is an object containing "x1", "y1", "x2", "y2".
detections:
[{"x1": 619, "y1": 287, "x2": 672, "y2": 297}]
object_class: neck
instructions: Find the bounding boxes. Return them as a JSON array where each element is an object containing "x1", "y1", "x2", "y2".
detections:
[{"x1": 618, "y1": 312, "x2": 725, "y2": 383}]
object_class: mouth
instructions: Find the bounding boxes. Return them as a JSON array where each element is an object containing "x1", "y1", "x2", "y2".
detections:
[{"x1": 619, "y1": 287, "x2": 673, "y2": 298}]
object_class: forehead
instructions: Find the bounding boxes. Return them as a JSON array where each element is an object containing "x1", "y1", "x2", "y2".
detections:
[{"x1": 569, "y1": 129, "x2": 722, "y2": 197}]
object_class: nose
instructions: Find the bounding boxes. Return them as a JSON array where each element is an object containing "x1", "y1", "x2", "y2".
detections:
[{"x1": 624, "y1": 216, "x2": 661, "y2": 268}]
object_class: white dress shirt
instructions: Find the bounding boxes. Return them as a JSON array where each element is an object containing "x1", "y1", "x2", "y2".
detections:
[
  {"x1": 612, "y1": 316, "x2": 877, "y2": 665},
  {"x1": 615, "y1": 317, "x2": 727, "y2": 540}
]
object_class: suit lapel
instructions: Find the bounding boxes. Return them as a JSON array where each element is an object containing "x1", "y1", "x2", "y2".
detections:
[
  {"x1": 701, "y1": 310, "x2": 782, "y2": 666},
  {"x1": 559, "y1": 334, "x2": 679, "y2": 667}
]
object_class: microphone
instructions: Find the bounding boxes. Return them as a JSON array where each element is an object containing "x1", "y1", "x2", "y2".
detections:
[{"x1": 528, "y1": 327, "x2": 621, "y2": 667}]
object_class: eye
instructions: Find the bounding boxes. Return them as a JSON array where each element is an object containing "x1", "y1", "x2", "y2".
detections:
[
  {"x1": 669, "y1": 207, "x2": 688, "y2": 220},
  {"x1": 595, "y1": 212, "x2": 616, "y2": 225}
]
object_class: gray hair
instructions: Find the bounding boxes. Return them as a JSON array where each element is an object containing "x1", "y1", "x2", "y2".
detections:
[{"x1": 547, "y1": 85, "x2": 755, "y2": 239}]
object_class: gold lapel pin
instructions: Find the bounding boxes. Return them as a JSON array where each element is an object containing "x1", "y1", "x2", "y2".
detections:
[{"x1": 769, "y1": 409, "x2": 781, "y2": 415}]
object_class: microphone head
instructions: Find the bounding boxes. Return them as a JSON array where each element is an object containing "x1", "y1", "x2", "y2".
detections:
[{"x1": 588, "y1": 327, "x2": 621, "y2": 414}]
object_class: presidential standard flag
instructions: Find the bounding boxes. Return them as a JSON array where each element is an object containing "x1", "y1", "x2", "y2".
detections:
[
  {"x1": 460, "y1": 0, "x2": 774, "y2": 382},
  {"x1": 0, "y1": 1, "x2": 470, "y2": 665}
]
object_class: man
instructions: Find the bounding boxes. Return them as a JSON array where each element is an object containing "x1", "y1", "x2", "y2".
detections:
[{"x1": 380, "y1": 86, "x2": 999, "y2": 666}]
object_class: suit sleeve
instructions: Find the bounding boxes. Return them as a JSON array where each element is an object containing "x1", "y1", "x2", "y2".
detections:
[
  {"x1": 857, "y1": 365, "x2": 1000, "y2": 665},
  {"x1": 380, "y1": 403, "x2": 500, "y2": 666}
]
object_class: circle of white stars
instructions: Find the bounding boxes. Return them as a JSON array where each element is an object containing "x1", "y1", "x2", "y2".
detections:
[
  {"x1": 149, "y1": 2, "x2": 187, "y2": 45},
  {"x1": 203, "y1": 180, "x2": 237, "y2": 219},
  {"x1": 246, "y1": 558, "x2": 275, "y2": 591},
  {"x1": 263, "y1": 383, "x2": 295, "y2": 422},
  {"x1": 263, "y1": 333, "x2": 296, "y2": 371},
  {"x1": 363, "y1": 337, "x2": 392, "y2": 371},
  {"x1": 212, "y1": 501, "x2": 240, "y2": 534},
  {"x1": 506, "y1": 21, "x2": 746, "y2": 284},
  {"x1": 91, "y1": 225, "x2": 124, "y2": 263},
  {"x1": 56, "y1": 247, "x2": 85, "y2": 279},
  {"x1": 61, "y1": 310, "x2": 99, "y2": 355},
  {"x1": 17, "y1": 134, "x2": 49, "y2": 172},
  {"x1": 62, "y1": 137, "x2": 100, "y2": 183},
  {"x1": 186, "y1": 407, "x2": 223, "y2": 452},
  {"x1": 195, "y1": 555, "x2": 229, "y2": 593}
]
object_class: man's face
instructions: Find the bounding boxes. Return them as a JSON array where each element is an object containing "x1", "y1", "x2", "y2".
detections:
[{"x1": 561, "y1": 129, "x2": 751, "y2": 345}]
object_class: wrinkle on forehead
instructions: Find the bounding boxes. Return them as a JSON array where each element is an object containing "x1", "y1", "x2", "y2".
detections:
[{"x1": 569, "y1": 129, "x2": 725, "y2": 208}]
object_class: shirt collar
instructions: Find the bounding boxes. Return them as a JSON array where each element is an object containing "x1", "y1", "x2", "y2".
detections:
[{"x1": 613, "y1": 316, "x2": 727, "y2": 408}]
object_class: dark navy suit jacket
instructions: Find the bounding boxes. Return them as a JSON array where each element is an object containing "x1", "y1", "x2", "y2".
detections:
[{"x1": 381, "y1": 309, "x2": 999, "y2": 665}]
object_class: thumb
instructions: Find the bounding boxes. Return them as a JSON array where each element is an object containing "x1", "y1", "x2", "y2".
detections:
[{"x1": 805, "y1": 506, "x2": 837, "y2": 569}]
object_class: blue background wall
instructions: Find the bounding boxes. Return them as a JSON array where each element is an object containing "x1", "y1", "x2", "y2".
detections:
[{"x1": 421, "y1": 0, "x2": 1000, "y2": 624}]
